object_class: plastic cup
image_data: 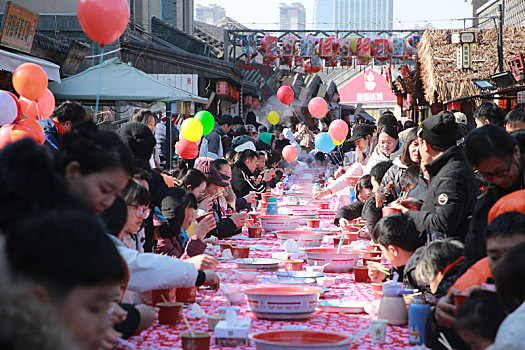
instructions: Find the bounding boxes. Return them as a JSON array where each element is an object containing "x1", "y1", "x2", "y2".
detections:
[
  {"x1": 371, "y1": 283, "x2": 383, "y2": 292},
  {"x1": 248, "y1": 226, "x2": 262, "y2": 238},
  {"x1": 369, "y1": 319, "x2": 388, "y2": 344},
  {"x1": 454, "y1": 292, "x2": 468, "y2": 310},
  {"x1": 176, "y1": 286, "x2": 197, "y2": 303},
  {"x1": 231, "y1": 246, "x2": 250, "y2": 259},
  {"x1": 151, "y1": 288, "x2": 172, "y2": 305},
  {"x1": 156, "y1": 302, "x2": 183, "y2": 325},
  {"x1": 284, "y1": 260, "x2": 304, "y2": 271},
  {"x1": 181, "y1": 332, "x2": 211, "y2": 350},
  {"x1": 318, "y1": 203, "x2": 330, "y2": 210},
  {"x1": 354, "y1": 265, "x2": 370, "y2": 282},
  {"x1": 207, "y1": 314, "x2": 225, "y2": 331},
  {"x1": 306, "y1": 219, "x2": 321, "y2": 228},
  {"x1": 220, "y1": 242, "x2": 236, "y2": 252}
]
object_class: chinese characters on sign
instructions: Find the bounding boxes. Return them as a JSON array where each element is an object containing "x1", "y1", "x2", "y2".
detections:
[
  {"x1": 356, "y1": 92, "x2": 384, "y2": 102},
  {"x1": 0, "y1": 1, "x2": 39, "y2": 53}
]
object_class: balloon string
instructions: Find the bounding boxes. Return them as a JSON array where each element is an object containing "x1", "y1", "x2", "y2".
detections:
[
  {"x1": 16, "y1": 122, "x2": 56, "y2": 148},
  {"x1": 94, "y1": 46, "x2": 105, "y2": 116},
  {"x1": 35, "y1": 100, "x2": 42, "y2": 121}
]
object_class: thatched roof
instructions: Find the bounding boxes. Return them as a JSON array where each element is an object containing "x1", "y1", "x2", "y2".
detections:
[{"x1": 418, "y1": 26, "x2": 525, "y2": 104}]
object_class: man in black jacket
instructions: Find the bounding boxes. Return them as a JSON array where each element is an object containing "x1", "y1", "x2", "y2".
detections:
[
  {"x1": 400, "y1": 112, "x2": 478, "y2": 242},
  {"x1": 231, "y1": 149, "x2": 270, "y2": 198}
]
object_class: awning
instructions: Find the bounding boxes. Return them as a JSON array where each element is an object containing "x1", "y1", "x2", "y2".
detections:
[{"x1": 0, "y1": 48, "x2": 61, "y2": 82}]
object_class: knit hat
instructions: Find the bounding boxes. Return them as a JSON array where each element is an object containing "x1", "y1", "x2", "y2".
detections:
[
  {"x1": 418, "y1": 111, "x2": 458, "y2": 149},
  {"x1": 259, "y1": 132, "x2": 273, "y2": 146},
  {"x1": 258, "y1": 125, "x2": 268, "y2": 133},
  {"x1": 117, "y1": 122, "x2": 156, "y2": 161},
  {"x1": 454, "y1": 112, "x2": 468, "y2": 125},
  {"x1": 196, "y1": 159, "x2": 229, "y2": 187},
  {"x1": 232, "y1": 116, "x2": 244, "y2": 125}
]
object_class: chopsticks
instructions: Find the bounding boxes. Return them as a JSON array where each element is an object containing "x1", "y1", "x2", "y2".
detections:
[
  {"x1": 198, "y1": 190, "x2": 224, "y2": 203},
  {"x1": 376, "y1": 265, "x2": 391, "y2": 276},
  {"x1": 438, "y1": 332, "x2": 454, "y2": 350}
]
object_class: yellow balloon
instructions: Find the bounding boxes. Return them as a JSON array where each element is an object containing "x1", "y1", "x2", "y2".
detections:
[
  {"x1": 332, "y1": 136, "x2": 345, "y2": 146},
  {"x1": 180, "y1": 118, "x2": 203, "y2": 142},
  {"x1": 268, "y1": 111, "x2": 280, "y2": 125}
]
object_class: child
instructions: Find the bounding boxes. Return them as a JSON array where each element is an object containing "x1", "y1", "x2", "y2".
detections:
[
  {"x1": 6, "y1": 210, "x2": 126, "y2": 350},
  {"x1": 455, "y1": 290, "x2": 506, "y2": 350},
  {"x1": 334, "y1": 174, "x2": 373, "y2": 227},
  {"x1": 369, "y1": 213, "x2": 430, "y2": 297},
  {"x1": 361, "y1": 161, "x2": 393, "y2": 233},
  {"x1": 119, "y1": 179, "x2": 151, "y2": 253}
]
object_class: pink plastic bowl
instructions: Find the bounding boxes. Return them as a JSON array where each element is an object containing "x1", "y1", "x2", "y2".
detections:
[
  {"x1": 261, "y1": 215, "x2": 298, "y2": 232},
  {"x1": 250, "y1": 330, "x2": 352, "y2": 349},
  {"x1": 305, "y1": 248, "x2": 359, "y2": 273},
  {"x1": 276, "y1": 230, "x2": 324, "y2": 248}
]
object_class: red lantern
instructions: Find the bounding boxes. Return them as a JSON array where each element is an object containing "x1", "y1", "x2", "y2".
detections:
[
  {"x1": 216, "y1": 81, "x2": 229, "y2": 96},
  {"x1": 397, "y1": 95, "x2": 404, "y2": 107}
]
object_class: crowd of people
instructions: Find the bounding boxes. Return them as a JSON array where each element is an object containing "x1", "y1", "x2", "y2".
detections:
[{"x1": 1, "y1": 99, "x2": 525, "y2": 350}]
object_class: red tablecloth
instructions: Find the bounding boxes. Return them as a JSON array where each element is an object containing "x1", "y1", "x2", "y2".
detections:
[{"x1": 119, "y1": 231, "x2": 411, "y2": 349}]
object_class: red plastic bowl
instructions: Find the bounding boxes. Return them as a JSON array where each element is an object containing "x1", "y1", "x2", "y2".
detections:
[
  {"x1": 250, "y1": 330, "x2": 351, "y2": 349},
  {"x1": 382, "y1": 207, "x2": 401, "y2": 217}
]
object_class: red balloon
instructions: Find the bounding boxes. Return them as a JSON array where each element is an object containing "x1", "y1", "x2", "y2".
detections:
[
  {"x1": 277, "y1": 86, "x2": 294, "y2": 105},
  {"x1": 6, "y1": 92, "x2": 21, "y2": 120},
  {"x1": 308, "y1": 97, "x2": 328, "y2": 119},
  {"x1": 282, "y1": 145, "x2": 298, "y2": 162},
  {"x1": 0, "y1": 119, "x2": 44, "y2": 148},
  {"x1": 329, "y1": 120, "x2": 349, "y2": 142},
  {"x1": 20, "y1": 89, "x2": 55, "y2": 121},
  {"x1": 176, "y1": 136, "x2": 199, "y2": 159},
  {"x1": 78, "y1": 0, "x2": 130, "y2": 46},
  {"x1": 12, "y1": 63, "x2": 48, "y2": 101}
]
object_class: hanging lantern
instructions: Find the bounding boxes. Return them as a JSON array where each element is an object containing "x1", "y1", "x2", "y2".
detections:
[
  {"x1": 281, "y1": 34, "x2": 297, "y2": 71},
  {"x1": 260, "y1": 34, "x2": 278, "y2": 73},
  {"x1": 299, "y1": 37, "x2": 317, "y2": 58},
  {"x1": 408, "y1": 35, "x2": 422, "y2": 56},
  {"x1": 356, "y1": 37, "x2": 371, "y2": 62},
  {"x1": 241, "y1": 34, "x2": 258, "y2": 71},
  {"x1": 372, "y1": 38, "x2": 390, "y2": 61},
  {"x1": 392, "y1": 38, "x2": 407, "y2": 58}
]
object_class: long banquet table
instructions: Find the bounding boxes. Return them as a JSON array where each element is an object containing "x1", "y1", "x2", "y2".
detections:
[{"x1": 119, "y1": 228, "x2": 413, "y2": 349}]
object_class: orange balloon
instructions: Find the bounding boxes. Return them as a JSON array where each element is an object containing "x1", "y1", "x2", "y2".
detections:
[
  {"x1": 10, "y1": 119, "x2": 45, "y2": 144},
  {"x1": 78, "y1": 0, "x2": 130, "y2": 46},
  {"x1": 12, "y1": 63, "x2": 48, "y2": 100},
  {"x1": 20, "y1": 89, "x2": 55, "y2": 121}
]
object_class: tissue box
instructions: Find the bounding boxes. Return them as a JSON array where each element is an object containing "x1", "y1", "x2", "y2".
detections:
[
  {"x1": 214, "y1": 319, "x2": 251, "y2": 346},
  {"x1": 272, "y1": 251, "x2": 306, "y2": 261}
]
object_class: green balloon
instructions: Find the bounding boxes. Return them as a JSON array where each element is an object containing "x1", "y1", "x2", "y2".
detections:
[
  {"x1": 259, "y1": 132, "x2": 273, "y2": 146},
  {"x1": 195, "y1": 110, "x2": 215, "y2": 136}
]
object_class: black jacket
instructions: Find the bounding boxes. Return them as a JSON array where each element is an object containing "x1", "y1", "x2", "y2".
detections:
[
  {"x1": 463, "y1": 171, "x2": 524, "y2": 267},
  {"x1": 334, "y1": 201, "x2": 365, "y2": 226},
  {"x1": 206, "y1": 200, "x2": 240, "y2": 239},
  {"x1": 406, "y1": 147, "x2": 477, "y2": 242},
  {"x1": 231, "y1": 161, "x2": 266, "y2": 199}
]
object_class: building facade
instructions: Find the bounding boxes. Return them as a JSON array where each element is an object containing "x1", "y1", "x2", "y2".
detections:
[
  {"x1": 195, "y1": 4, "x2": 225, "y2": 25},
  {"x1": 314, "y1": 0, "x2": 393, "y2": 31},
  {"x1": 475, "y1": 0, "x2": 525, "y2": 29},
  {"x1": 279, "y1": 3, "x2": 306, "y2": 30}
]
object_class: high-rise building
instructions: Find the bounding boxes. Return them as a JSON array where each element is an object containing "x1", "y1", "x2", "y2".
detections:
[
  {"x1": 195, "y1": 4, "x2": 226, "y2": 25},
  {"x1": 161, "y1": 0, "x2": 194, "y2": 34},
  {"x1": 279, "y1": 3, "x2": 306, "y2": 30},
  {"x1": 475, "y1": 0, "x2": 525, "y2": 29},
  {"x1": 314, "y1": 0, "x2": 393, "y2": 31}
]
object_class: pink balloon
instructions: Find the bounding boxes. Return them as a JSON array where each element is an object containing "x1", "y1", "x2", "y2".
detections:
[
  {"x1": 176, "y1": 135, "x2": 199, "y2": 159},
  {"x1": 20, "y1": 89, "x2": 56, "y2": 121},
  {"x1": 0, "y1": 91, "x2": 18, "y2": 126},
  {"x1": 329, "y1": 119, "x2": 349, "y2": 142},
  {"x1": 308, "y1": 97, "x2": 328, "y2": 119},
  {"x1": 277, "y1": 86, "x2": 294, "y2": 105},
  {"x1": 282, "y1": 144, "x2": 298, "y2": 162}
]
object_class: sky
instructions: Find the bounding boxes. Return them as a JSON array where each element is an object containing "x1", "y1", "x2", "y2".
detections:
[{"x1": 194, "y1": 0, "x2": 473, "y2": 30}]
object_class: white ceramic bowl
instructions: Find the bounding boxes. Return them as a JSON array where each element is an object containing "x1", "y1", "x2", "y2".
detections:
[
  {"x1": 305, "y1": 248, "x2": 359, "y2": 273},
  {"x1": 276, "y1": 230, "x2": 324, "y2": 248},
  {"x1": 316, "y1": 277, "x2": 336, "y2": 288},
  {"x1": 237, "y1": 271, "x2": 258, "y2": 283},
  {"x1": 224, "y1": 284, "x2": 243, "y2": 293},
  {"x1": 244, "y1": 286, "x2": 322, "y2": 320},
  {"x1": 226, "y1": 292, "x2": 245, "y2": 305}
]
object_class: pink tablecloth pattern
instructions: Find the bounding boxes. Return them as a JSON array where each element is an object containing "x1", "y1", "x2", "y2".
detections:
[{"x1": 119, "y1": 231, "x2": 411, "y2": 350}]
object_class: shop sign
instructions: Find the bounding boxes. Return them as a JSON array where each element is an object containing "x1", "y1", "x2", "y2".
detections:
[{"x1": 0, "y1": 1, "x2": 38, "y2": 53}]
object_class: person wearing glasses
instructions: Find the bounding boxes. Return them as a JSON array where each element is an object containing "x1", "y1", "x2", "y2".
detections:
[
  {"x1": 118, "y1": 180, "x2": 151, "y2": 252},
  {"x1": 463, "y1": 124, "x2": 525, "y2": 266}
]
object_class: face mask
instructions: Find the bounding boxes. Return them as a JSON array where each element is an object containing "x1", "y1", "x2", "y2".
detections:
[{"x1": 364, "y1": 145, "x2": 370, "y2": 154}]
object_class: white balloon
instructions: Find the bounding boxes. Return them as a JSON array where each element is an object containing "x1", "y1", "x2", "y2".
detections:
[{"x1": 0, "y1": 91, "x2": 18, "y2": 126}]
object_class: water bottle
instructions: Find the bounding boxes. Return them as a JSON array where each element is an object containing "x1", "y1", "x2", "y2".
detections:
[
  {"x1": 349, "y1": 188, "x2": 357, "y2": 203},
  {"x1": 266, "y1": 197, "x2": 278, "y2": 215},
  {"x1": 408, "y1": 295, "x2": 431, "y2": 345}
]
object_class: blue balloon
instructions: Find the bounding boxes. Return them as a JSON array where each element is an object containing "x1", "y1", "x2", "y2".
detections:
[{"x1": 315, "y1": 132, "x2": 336, "y2": 153}]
